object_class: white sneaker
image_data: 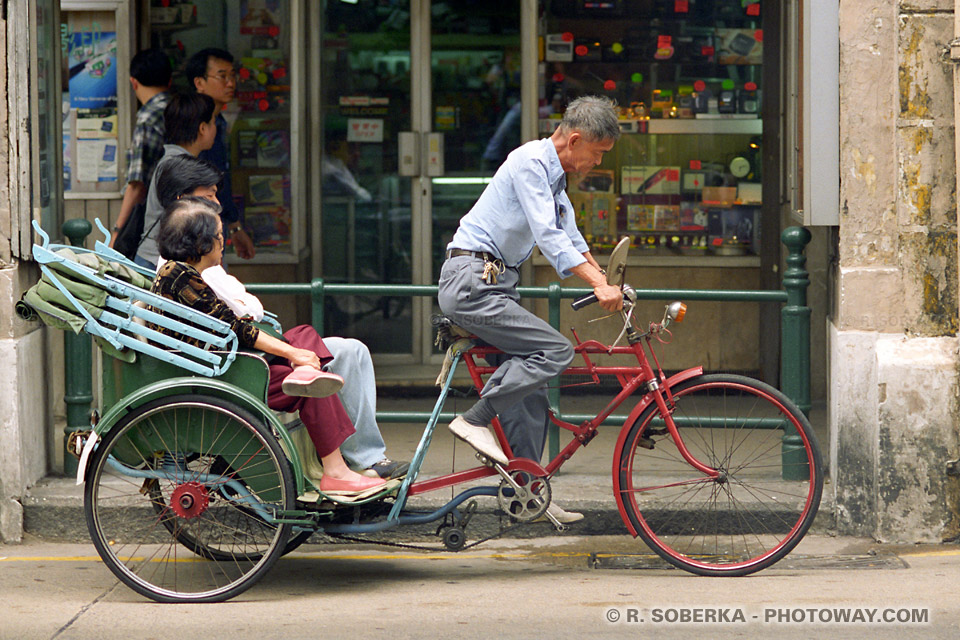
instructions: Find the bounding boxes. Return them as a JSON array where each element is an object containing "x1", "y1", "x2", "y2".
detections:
[
  {"x1": 536, "y1": 502, "x2": 584, "y2": 524},
  {"x1": 448, "y1": 416, "x2": 509, "y2": 465}
]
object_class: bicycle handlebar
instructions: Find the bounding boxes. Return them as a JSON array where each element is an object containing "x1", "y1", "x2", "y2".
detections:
[
  {"x1": 570, "y1": 288, "x2": 635, "y2": 311},
  {"x1": 570, "y1": 292, "x2": 599, "y2": 310}
]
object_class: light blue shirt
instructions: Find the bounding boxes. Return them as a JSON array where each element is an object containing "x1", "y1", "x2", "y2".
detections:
[{"x1": 448, "y1": 137, "x2": 588, "y2": 278}]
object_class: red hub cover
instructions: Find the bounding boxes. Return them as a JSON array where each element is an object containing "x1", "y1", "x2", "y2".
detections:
[{"x1": 169, "y1": 482, "x2": 210, "y2": 519}]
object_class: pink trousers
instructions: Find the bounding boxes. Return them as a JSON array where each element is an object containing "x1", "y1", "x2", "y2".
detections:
[{"x1": 265, "y1": 324, "x2": 355, "y2": 457}]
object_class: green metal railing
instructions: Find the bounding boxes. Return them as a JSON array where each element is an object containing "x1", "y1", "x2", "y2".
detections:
[{"x1": 60, "y1": 225, "x2": 811, "y2": 479}]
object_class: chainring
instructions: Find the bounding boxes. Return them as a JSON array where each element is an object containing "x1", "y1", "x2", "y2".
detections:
[{"x1": 497, "y1": 471, "x2": 551, "y2": 522}]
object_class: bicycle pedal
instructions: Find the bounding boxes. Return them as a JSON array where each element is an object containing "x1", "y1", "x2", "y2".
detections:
[
  {"x1": 475, "y1": 452, "x2": 497, "y2": 467},
  {"x1": 543, "y1": 510, "x2": 566, "y2": 532},
  {"x1": 638, "y1": 436, "x2": 655, "y2": 450}
]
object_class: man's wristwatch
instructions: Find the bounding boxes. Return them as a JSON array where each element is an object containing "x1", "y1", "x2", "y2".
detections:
[{"x1": 228, "y1": 224, "x2": 243, "y2": 236}]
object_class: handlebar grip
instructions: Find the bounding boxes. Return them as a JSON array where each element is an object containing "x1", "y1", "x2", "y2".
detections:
[{"x1": 571, "y1": 292, "x2": 598, "y2": 310}]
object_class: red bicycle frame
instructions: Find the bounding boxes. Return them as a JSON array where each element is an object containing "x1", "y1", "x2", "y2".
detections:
[{"x1": 406, "y1": 332, "x2": 716, "y2": 502}]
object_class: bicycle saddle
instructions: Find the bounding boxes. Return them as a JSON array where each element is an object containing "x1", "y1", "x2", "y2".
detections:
[{"x1": 432, "y1": 314, "x2": 476, "y2": 351}]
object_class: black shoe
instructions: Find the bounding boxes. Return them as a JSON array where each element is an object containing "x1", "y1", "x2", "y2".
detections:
[{"x1": 362, "y1": 458, "x2": 410, "y2": 479}]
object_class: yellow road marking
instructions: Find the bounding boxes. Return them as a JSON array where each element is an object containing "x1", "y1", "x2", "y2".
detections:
[
  {"x1": 896, "y1": 549, "x2": 960, "y2": 558},
  {"x1": 0, "y1": 551, "x2": 607, "y2": 563}
]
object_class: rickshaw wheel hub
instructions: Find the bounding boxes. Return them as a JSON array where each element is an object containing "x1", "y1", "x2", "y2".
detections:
[{"x1": 170, "y1": 482, "x2": 210, "y2": 519}]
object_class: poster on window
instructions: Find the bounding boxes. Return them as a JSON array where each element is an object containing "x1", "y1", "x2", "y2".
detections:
[{"x1": 66, "y1": 31, "x2": 118, "y2": 109}]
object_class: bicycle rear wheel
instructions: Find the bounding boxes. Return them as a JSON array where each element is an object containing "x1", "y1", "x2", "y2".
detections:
[
  {"x1": 616, "y1": 374, "x2": 823, "y2": 576},
  {"x1": 84, "y1": 394, "x2": 295, "y2": 603}
]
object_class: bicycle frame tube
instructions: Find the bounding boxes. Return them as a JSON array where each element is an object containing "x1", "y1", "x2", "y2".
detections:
[{"x1": 398, "y1": 333, "x2": 716, "y2": 505}]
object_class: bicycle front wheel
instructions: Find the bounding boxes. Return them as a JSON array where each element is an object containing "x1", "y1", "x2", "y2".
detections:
[
  {"x1": 84, "y1": 395, "x2": 295, "y2": 603},
  {"x1": 617, "y1": 374, "x2": 823, "y2": 576}
]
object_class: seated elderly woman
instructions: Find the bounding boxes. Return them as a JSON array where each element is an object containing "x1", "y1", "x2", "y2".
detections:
[{"x1": 149, "y1": 196, "x2": 386, "y2": 496}]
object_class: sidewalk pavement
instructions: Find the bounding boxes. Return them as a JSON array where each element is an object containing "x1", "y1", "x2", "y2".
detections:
[{"x1": 21, "y1": 393, "x2": 835, "y2": 543}]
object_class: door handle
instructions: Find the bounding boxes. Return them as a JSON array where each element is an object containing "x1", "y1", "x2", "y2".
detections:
[
  {"x1": 424, "y1": 132, "x2": 444, "y2": 177},
  {"x1": 398, "y1": 131, "x2": 419, "y2": 177}
]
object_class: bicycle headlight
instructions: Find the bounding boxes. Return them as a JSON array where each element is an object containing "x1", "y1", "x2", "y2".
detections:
[{"x1": 666, "y1": 301, "x2": 687, "y2": 323}]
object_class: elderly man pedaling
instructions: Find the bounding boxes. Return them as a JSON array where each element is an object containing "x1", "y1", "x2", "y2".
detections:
[{"x1": 438, "y1": 95, "x2": 623, "y2": 524}]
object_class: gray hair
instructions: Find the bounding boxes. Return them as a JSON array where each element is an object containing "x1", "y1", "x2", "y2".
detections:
[
  {"x1": 157, "y1": 196, "x2": 223, "y2": 263},
  {"x1": 559, "y1": 96, "x2": 621, "y2": 142}
]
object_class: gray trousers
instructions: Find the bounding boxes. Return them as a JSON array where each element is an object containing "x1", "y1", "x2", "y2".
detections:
[{"x1": 437, "y1": 255, "x2": 574, "y2": 462}]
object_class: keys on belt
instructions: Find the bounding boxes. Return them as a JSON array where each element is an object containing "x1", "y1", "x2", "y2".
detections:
[
  {"x1": 446, "y1": 249, "x2": 505, "y2": 284},
  {"x1": 481, "y1": 259, "x2": 504, "y2": 284}
]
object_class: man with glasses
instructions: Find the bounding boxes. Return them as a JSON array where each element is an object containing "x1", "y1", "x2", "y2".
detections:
[{"x1": 185, "y1": 48, "x2": 256, "y2": 260}]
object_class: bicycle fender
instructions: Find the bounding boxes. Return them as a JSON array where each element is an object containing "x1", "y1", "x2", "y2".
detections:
[
  {"x1": 75, "y1": 431, "x2": 99, "y2": 485},
  {"x1": 85, "y1": 377, "x2": 306, "y2": 496},
  {"x1": 610, "y1": 366, "x2": 703, "y2": 537}
]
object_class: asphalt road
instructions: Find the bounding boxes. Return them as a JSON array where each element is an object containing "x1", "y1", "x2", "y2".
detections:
[{"x1": 2, "y1": 533, "x2": 959, "y2": 640}]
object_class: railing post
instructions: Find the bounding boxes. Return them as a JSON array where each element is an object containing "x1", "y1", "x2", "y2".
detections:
[
  {"x1": 62, "y1": 218, "x2": 93, "y2": 475},
  {"x1": 311, "y1": 278, "x2": 325, "y2": 336},
  {"x1": 780, "y1": 226, "x2": 812, "y2": 481},
  {"x1": 547, "y1": 282, "x2": 562, "y2": 461}
]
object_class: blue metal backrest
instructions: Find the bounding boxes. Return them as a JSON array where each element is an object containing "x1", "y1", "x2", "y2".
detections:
[
  {"x1": 32, "y1": 220, "x2": 239, "y2": 377},
  {"x1": 88, "y1": 218, "x2": 284, "y2": 334}
]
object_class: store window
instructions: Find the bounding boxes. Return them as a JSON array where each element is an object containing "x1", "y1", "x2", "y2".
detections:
[
  {"x1": 145, "y1": 0, "x2": 304, "y2": 260},
  {"x1": 540, "y1": 0, "x2": 766, "y2": 259},
  {"x1": 32, "y1": 0, "x2": 64, "y2": 240}
]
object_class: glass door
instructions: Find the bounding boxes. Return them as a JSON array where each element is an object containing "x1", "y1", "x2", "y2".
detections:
[
  {"x1": 319, "y1": 0, "x2": 522, "y2": 363},
  {"x1": 421, "y1": 1, "x2": 523, "y2": 363},
  {"x1": 319, "y1": 2, "x2": 414, "y2": 357},
  {"x1": 427, "y1": 1, "x2": 522, "y2": 282}
]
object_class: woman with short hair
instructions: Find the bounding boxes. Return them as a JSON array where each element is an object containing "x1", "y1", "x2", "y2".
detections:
[{"x1": 149, "y1": 196, "x2": 386, "y2": 496}]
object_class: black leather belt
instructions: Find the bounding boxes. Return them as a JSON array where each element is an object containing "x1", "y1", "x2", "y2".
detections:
[{"x1": 446, "y1": 249, "x2": 500, "y2": 262}]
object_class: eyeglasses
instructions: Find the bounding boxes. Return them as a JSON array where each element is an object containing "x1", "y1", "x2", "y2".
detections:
[{"x1": 205, "y1": 71, "x2": 237, "y2": 84}]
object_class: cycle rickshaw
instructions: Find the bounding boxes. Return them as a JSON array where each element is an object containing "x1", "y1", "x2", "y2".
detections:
[{"x1": 18, "y1": 222, "x2": 823, "y2": 603}]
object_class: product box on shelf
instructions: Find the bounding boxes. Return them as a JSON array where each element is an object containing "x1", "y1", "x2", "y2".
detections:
[
  {"x1": 653, "y1": 205, "x2": 680, "y2": 230},
  {"x1": 737, "y1": 182, "x2": 762, "y2": 204},
  {"x1": 571, "y1": 192, "x2": 616, "y2": 237},
  {"x1": 151, "y1": 7, "x2": 180, "y2": 24},
  {"x1": 625, "y1": 204, "x2": 654, "y2": 231},
  {"x1": 247, "y1": 174, "x2": 290, "y2": 206},
  {"x1": 544, "y1": 33, "x2": 573, "y2": 62},
  {"x1": 707, "y1": 207, "x2": 758, "y2": 255},
  {"x1": 715, "y1": 29, "x2": 762, "y2": 65},
  {"x1": 570, "y1": 169, "x2": 615, "y2": 194},
  {"x1": 573, "y1": 39, "x2": 603, "y2": 62},
  {"x1": 245, "y1": 205, "x2": 291, "y2": 248},
  {"x1": 679, "y1": 202, "x2": 709, "y2": 230},
  {"x1": 622, "y1": 166, "x2": 681, "y2": 195},
  {"x1": 702, "y1": 186, "x2": 737, "y2": 207}
]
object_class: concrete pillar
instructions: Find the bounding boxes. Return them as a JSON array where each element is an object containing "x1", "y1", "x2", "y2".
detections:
[
  {"x1": 0, "y1": 268, "x2": 54, "y2": 543},
  {"x1": 833, "y1": 0, "x2": 960, "y2": 541}
]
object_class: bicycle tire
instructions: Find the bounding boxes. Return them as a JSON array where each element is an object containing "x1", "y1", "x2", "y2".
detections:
[
  {"x1": 84, "y1": 394, "x2": 295, "y2": 603},
  {"x1": 616, "y1": 374, "x2": 823, "y2": 576}
]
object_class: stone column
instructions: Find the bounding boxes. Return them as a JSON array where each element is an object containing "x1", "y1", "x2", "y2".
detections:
[{"x1": 833, "y1": 0, "x2": 960, "y2": 542}]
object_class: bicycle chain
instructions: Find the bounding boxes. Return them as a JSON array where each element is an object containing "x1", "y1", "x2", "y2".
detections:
[{"x1": 327, "y1": 517, "x2": 531, "y2": 552}]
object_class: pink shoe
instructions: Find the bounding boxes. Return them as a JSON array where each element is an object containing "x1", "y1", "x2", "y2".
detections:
[
  {"x1": 319, "y1": 474, "x2": 387, "y2": 496},
  {"x1": 281, "y1": 367, "x2": 344, "y2": 398}
]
